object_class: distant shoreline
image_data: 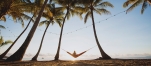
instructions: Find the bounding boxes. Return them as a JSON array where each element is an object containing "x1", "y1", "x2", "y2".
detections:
[{"x1": 0, "y1": 59, "x2": 151, "y2": 66}]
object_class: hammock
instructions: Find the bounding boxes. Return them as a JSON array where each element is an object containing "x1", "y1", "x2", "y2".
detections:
[{"x1": 62, "y1": 46, "x2": 96, "y2": 58}]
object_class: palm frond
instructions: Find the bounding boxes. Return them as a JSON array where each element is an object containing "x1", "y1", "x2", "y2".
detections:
[
  {"x1": 5, "y1": 40, "x2": 13, "y2": 44},
  {"x1": 0, "y1": 16, "x2": 6, "y2": 22},
  {"x1": 123, "y1": 0, "x2": 138, "y2": 8},
  {"x1": 0, "y1": 36, "x2": 4, "y2": 44},
  {"x1": 141, "y1": 0, "x2": 148, "y2": 14},
  {"x1": 97, "y1": 8, "x2": 111, "y2": 15},
  {"x1": 55, "y1": 18, "x2": 63, "y2": 27},
  {"x1": 17, "y1": 17, "x2": 24, "y2": 28},
  {"x1": 93, "y1": 0, "x2": 102, "y2": 6},
  {"x1": 0, "y1": 40, "x2": 12, "y2": 47},
  {"x1": 20, "y1": 13, "x2": 34, "y2": 23},
  {"x1": 55, "y1": 7, "x2": 66, "y2": 12},
  {"x1": 73, "y1": 6, "x2": 87, "y2": 13},
  {"x1": 39, "y1": 20, "x2": 50, "y2": 26},
  {"x1": 147, "y1": 0, "x2": 151, "y2": 5},
  {"x1": 39, "y1": 20, "x2": 48, "y2": 27},
  {"x1": 126, "y1": 0, "x2": 143, "y2": 13},
  {"x1": 84, "y1": 11, "x2": 91, "y2": 23},
  {"x1": 67, "y1": 11, "x2": 71, "y2": 20},
  {"x1": 0, "y1": 25, "x2": 6, "y2": 29},
  {"x1": 97, "y1": 1, "x2": 114, "y2": 8},
  {"x1": 42, "y1": 12, "x2": 53, "y2": 20},
  {"x1": 94, "y1": 9, "x2": 102, "y2": 15},
  {"x1": 123, "y1": 0, "x2": 130, "y2": 8}
]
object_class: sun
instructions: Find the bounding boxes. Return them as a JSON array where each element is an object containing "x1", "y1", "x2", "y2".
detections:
[
  {"x1": 63, "y1": 55, "x2": 77, "y2": 61},
  {"x1": 71, "y1": 58, "x2": 76, "y2": 61}
]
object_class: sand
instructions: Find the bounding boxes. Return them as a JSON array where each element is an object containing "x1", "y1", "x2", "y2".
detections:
[{"x1": 0, "y1": 59, "x2": 151, "y2": 66}]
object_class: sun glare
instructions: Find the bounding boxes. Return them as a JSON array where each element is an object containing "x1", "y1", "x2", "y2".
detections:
[
  {"x1": 71, "y1": 58, "x2": 76, "y2": 61},
  {"x1": 63, "y1": 55, "x2": 77, "y2": 61}
]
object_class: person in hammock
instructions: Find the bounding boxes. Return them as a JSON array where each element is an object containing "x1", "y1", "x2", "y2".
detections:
[
  {"x1": 63, "y1": 45, "x2": 96, "y2": 58},
  {"x1": 66, "y1": 50, "x2": 87, "y2": 58}
]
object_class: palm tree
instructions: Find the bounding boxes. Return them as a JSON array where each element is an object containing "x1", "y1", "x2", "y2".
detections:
[
  {"x1": 0, "y1": 0, "x2": 34, "y2": 27},
  {"x1": 0, "y1": 36, "x2": 4, "y2": 45},
  {"x1": 0, "y1": 36, "x2": 13, "y2": 48},
  {"x1": 123, "y1": 0, "x2": 151, "y2": 14},
  {"x1": 31, "y1": 4, "x2": 64, "y2": 61},
  {"x1": 77, "y1": 0, "x2": 113, "y2": 59},
  {"x1": 0, "y1": 0, "x2": 51, "y2": 60},
  {"x1": 0, "y1": 15, "x2": 34, "y2": 60},
  {"x1": 0, "y1": 25, "x2": 5, "y2": 29},
  {"x1": 6, "y1": 0, "x2": 49, "y2": 61},
  {"x1": 0, "y1": 24, "x2": 6, "y2": 46},
  {"x1": 53, "y1": 0, "x2": 82, "y2": 60},
  {"x1": 0, "y1": 0, "x2": 14, "y2": 19}
]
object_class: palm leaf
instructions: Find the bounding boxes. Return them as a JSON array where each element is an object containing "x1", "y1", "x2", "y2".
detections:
[
  {"x1": 126, "y1": 0, "x2": 143, "y2": 13},
  {"x1": 123, "y1": 0, "x2": 131, "y2": 8},
  {"x1": 0, "y1": 40, "x2": 12, "y2": 47},
  {"x1": 93, "y1": 0, "x2": 102, "y2": 6},
  {"x1": 123, "y1": 0, "x2": 138, "y2": 8},
  {"x1": 0, "y1": 36, "x2": 4, "y2": 44},
  {"x1": 97, "y1": 8, "x2": 111, "y2": 15},
  {"x1": 73, "y1": 6, "x2": 88, "y2": 14},
  {"x1": 141, "y1": 0, "x2": 148, "y2": 14},
  {"x1": 0, "y1": 16, "x2": 6, "y2": 22},
  {"x1": 67, "y1": 11, "x2": 71, "y2": 20},
  {"x1": 39, "y1": 20, "x2": 48, "y2": 27},
  {"x1": 5, "y1": 40, "x2": 13, "y2": 44},
  {"x1": 55, "y1": 18, "x2": 63, "y2": 27},
  {"x1": 0, "y1": 25, "x2": 6, "y2": 29},
  {"x1": 97, "y1": 1, "x2": 114, "y2": 8},
  {"x1": 94, "y1": 9, "x2": 102, "y2": 15},
  {"x1": 147, "y1": 0, "x2": 151, "y2": 5},
  {"x1": 17, "y1": 17, "x2": 24, "y2": 28},
  {"x1": 0, "y1": 25, "x2": 5, "y2": 29},
  {"x1": 20, "y1": 13, "x2": 35, "y2": 23},
  {"x1": 84, "y1": 11, "x2": 91, "y2": 23}
]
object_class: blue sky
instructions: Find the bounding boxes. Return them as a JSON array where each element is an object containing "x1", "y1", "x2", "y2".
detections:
[{"x1": 0, "y1": 0, "x2": 151, "y2": 60}]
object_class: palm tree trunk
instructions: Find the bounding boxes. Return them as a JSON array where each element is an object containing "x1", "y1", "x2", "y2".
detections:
[
  {"x1": 31, "y1": 21, "x2": 51, "y2": 61},
  {"x1": 5, "y1": 0, "x2": 48, "y2": 61},
  {"x1": 90, "y1": 7, "x2": 111, "y2": 59},
  {"x1": 0, "y1": 15, "x2": 34, "y2": 60},
  {"x1": 0, "y1": 0, "x2": 13, "y2": 19},
  {"x1": 54, "y1": 8, "x2": 69, "y2": 61}
]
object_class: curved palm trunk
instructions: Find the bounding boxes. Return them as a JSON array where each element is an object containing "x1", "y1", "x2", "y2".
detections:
[
  {"x1": 90, "y1": 8, "x2": 111, "y2": 59},
  {"x1": 0, "y1": 0, "x2": 13, "y2": 19},
  {"x1": 31, "y1": 21, "x2": 51, "y2": 61},
  {"x1": 0, "y1": 15, "x2": 34, "y2": 60},
  {"x1": 54, "y1": 8, "x2": 69, "y2": 61},
  {"x1": 6, "y1": 0, "x2": 48, "y2": 61}
]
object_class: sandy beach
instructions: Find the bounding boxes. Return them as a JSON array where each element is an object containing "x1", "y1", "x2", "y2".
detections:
[{"x1": 0, "y1": 59, "x2": 151, "y2": 66}]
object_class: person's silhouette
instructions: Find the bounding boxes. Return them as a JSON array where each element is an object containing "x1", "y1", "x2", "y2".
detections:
[{"x1": 67, "y1": 50, "x2": 87, "y2": 58}]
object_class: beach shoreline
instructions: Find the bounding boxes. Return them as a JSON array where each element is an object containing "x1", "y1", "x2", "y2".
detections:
[{"x1": 0, "y1": 59, "x2": 151, "y2": 66}]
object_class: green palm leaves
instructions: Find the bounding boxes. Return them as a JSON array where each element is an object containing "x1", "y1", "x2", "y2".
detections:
[
  {"x1": 0, "y1": 25, "x2": 5, "y2": 29},
  {"x1": 123, "y1": 0, "x2": 151, "y2": 14},
  {"x1": 75, "y1": 0, "x2": 113, "y2": 59},
  {"x1": 0, "y1": 0, "x2": 34, "y2": 27},
  {"x1": 0, "y1": 36, "x2": 13, "y2": 48}
]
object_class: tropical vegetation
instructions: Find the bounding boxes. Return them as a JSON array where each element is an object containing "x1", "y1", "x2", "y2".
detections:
[
  {"x1": 31, "y1": 3, "x2": 64, "y2": 61},
  {"x1": 123, "y1": 0, "x2": 151, "y2": 14},
  {"x1": 0, "y1": 36, "x2": 13, "y2": 48},
  {"x1": 0, "y1": 0, "x2": 149, "y2": 61},
  {"x1": 75, "y1": 0, "x2": 113, "y2": 59}
]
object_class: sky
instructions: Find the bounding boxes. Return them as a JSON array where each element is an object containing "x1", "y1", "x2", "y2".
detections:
[{"x1": 0, "y1": 0, "x2": 151, "y2": 61}]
